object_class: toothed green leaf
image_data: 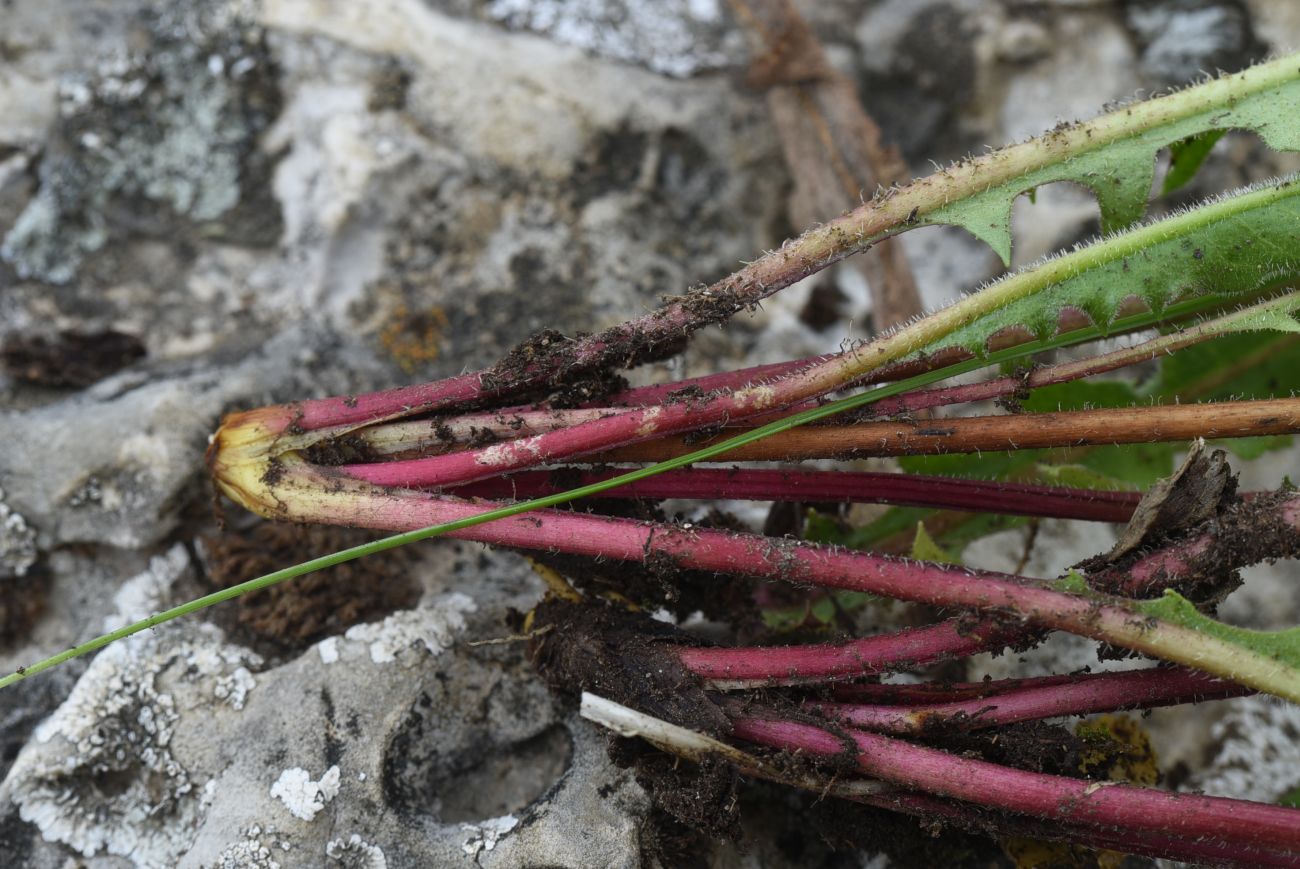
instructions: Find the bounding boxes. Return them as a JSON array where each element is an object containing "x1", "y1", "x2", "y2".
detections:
[
  {"x1": 920, "y1": 177, "x2": 1300, "y2": 358},
  {"x1": 1163, "y1": 130, "x2": 1226, "y2": 195},
  {"x1": 915, "y1": 62, "x2": 1300, "y2": 264}
]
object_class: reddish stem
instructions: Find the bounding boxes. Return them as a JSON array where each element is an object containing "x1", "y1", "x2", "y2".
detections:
[
  {"x1": 607, "y1": 358, "x2": 830, "y2": 406},
  {"x1": 832, "y1": 673, "x2": 1086, "y2": 704},
  {"x1": 599, "y1": 397, "x2": 1300, "y2": 463},
  {"x1": 728, "y1": 710, "x2": 1300, "y2": 858},
  {"x1": 295, "y1": 476, "x2": 1300, "y2": 684},
  {"x1": 869, "y1": 789, "x2": 1300, "y2": 868},
  {"x1": 1091, "y1": 491, "x2": 1296, "y2": 597},
  {"x1": 811, "y1": 666, "x2": 1250, "y2": 733},
  {"x1": 450, "y1": 467, "x2": 1141, "y2": 522},
  {"x1": 676, "y1": 618, "x2": 1025, "y2": 686}
]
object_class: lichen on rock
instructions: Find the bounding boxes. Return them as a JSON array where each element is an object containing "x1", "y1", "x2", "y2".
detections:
[
  {"x1": 1, "y1": 0, "x2": 283, "y2": 284},
  {"x1": 2, "y1": 545, "x2": 261, "y2": 867},
  {"x1": 0, "y1": 487, "x2": 37, "y2": 581}
]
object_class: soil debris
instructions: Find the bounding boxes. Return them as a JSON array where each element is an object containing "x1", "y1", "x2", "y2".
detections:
[
  {"x1": 0, "y1": 563, "x2": 49, "y2": 649},
  {"x1": 2, "y1": 330, "x2": 146, "y2": 388},
  {"x1": 528, "y1": 598, "x2": 727, "y2": 736},
  {"x1": 202, "y1": 522, "x2": 420, "y2": 654}
]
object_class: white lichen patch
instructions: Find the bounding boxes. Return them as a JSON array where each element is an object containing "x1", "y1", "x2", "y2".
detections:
[
  {"x1": 213, "y1": 666, "x2": 256, "y2": 710},
  {"x1": 270, "y1": 765, "x2": 342, "y2": 821},
  {"x1": 477, "y1": 436, "x2": 543, "y2": 467},
  {"x1": 106, "y1": 543, "x2": 191, "y2": 629},
  {"x1": 342, "y1": 593, "x2": 476, "y2": 664},
  {"x1": 12, "y1": 639, "x2": 195, "y2": 866},
  {"x1": 6, "y1": 543, "x2": 262, "y2": 867},
  {"x1": 485, "y1": 0, "x2": 734, "y2": 78},
  {"x1": 326, "y1": 833, "x2": 388, "y2": 868},
  {"x1": 734, "y1": 384, "x2": 776, "y2": 410},
  {"x1": 0, "y1": 485, "x2": 38, "y2": 579},
  {"x1": 1186, "y1": 696, "x2": 1300, "y2": 802},
  {"x1": 317, "y1": 635, "x2": 340, "y2": 664},
  {"x1": 215, "y1": 824, "x2": 289, "y2": 869},
  {"x1": 460, "y1": 814, "x2": 518, "y2": 858}
]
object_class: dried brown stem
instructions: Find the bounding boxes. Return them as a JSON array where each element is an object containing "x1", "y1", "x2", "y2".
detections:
[
  {"x1": 731, "y1": 0, "x2": 922, "y2": 329},
  {"x1": 597, "y1": 397, "x2": 1300, "y2": 462}
]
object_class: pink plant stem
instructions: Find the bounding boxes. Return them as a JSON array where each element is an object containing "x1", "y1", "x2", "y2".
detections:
[
  {"x1": 810, "y1": 666, "x2": 1250, "y2": 733},
  {"x1": 863, "y1": 297, "x2": 1269, "y2": 417},
  {"x1": 449, "y1": 468, "x2": 1141, "y2": 522},
  {"x1": 676, "y1": 618, "x2": 1026, "y2": 686},
  {"x1": 868, "y1": 789, "x2": 1300, "y2": 868},
  {"x1": 295, "y1": 373, "x2": 490, "y2": 431},
  {"x1": 290, "y1": 471, "x2": 1300, "y2": 687},
  {"x1": 338, "y1": 294, "x2": 1262, "y2": 455},
  {"x1": 334, "y1": 339, "x2": 887, "y2": 488},
  {"x1": 597, "y1": 396, "x2": 1300, "y2": 463},
  {"x1": 607, "y1": 358, "x2": 832, "y2": 406},
  {"x1": 833, "y1": 673, "x2": 1085, "y2": 704},
  {"x1": 727, "y1": 710, "x2": 1300, "y2": 858}
]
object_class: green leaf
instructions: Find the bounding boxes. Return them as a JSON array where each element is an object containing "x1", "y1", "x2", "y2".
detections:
[
  {"x1": 1211, "y1": 435, "x2": 1293, "y2": 459},
  {"x1": 1154, "y1": 331, "x2": 1300, "y2": 402},
  {"x1": 923, "y1": 178, "x2": 1300, "y2": 358},
  {"x1": 898, "y1": 450, "x2": 1037, "y2": 480},
  {"x1": 911, "y1": 521, "x2": 960, "y2": 564},
  {"x1": 1162, "y1": 130, "x2": 1226, "y2": 194},
  {"x1": 1032, "y1": 463, "x2": 1135, "y2": 491},
  {"x1": 916, "y1": 60, "x2": 1300, "y2": 263},
  {"x1": 1075, "y1": 442, "x2": 1177, "y2": 489},
  {"x1": 1021, "y1": 380, "x2": 1140, "y2": 413},
  {"x1": 1146, "y1": 326, "x2": 1300, "y2": 458},
  {"x1": 1139, "y1": 590, "x2": 1300, "y2": 679}
]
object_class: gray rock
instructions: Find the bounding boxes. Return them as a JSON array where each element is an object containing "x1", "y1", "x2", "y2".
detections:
[
  {"x1": 3, "y1": 2, "x2": 1300, "y2": 867},
  {"x1": 2, "y1": 545, "x2": 259, "y2": 867},
  {"x1": 480, "y1": 0, "x2": 742, "y2": 78},
  {"x1": 856, "y1": 0, "x2": 986, "y2": 161},
  {"x1": 0, "y1": 328, "x2": 390, "y2": 551},
  {"x1": 1125, "y1": 0, "x2": 1264, "y2": 85},
  {"x1": 1, "y1": 543, "x2": 648, "y2": 867},
  {"x1": 1, "y1": 0, "x2": 283, "y2": 284}
]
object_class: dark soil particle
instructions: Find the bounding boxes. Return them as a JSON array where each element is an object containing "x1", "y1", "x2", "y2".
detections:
[
  {"x1": 531, "y1": 512, "x2": 760, "y2": 630},
  {"x1": 798, "y1": 281, "x2": 849, "y2": 332},
  {"x1": 528, "y1": 597, "x2": 728, "y2": 735},
  {"x1": 201, "y1": 522, "x2": 420, "y2": 655},
  {"x1": 0, "y1": 564, "x2": 49, "y2": 650},
  {"x1": 932, "y1": 721, "x2": 1086, "y2": 778},
  {"x1": 302, "y1": 434, "x2": 381, "y2": 466},
  {"x1": 545, "y1": 367, "x2": 630, "y2": 409},
  {"x1": 1, "y1": 330, "x2": 146, "y2": 388}
]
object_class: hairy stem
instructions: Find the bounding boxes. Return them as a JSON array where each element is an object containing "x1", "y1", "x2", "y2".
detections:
[
  {"x1": 584, "y1": 693, "x2": 1293, "y2": 867},
  {"x1": 728, "y1": 709, "x2": 1300, "y2": 864},
  {"x1": 677, "y1": 617, "x2": 1027, "y2": 688}
]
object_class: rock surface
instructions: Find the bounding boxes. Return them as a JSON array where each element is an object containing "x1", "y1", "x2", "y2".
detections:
[{"x1": 2, "y1": 1, "x2": 1300, "y2": 866}]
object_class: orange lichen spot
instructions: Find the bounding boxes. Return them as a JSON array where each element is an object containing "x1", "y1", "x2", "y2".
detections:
[{"x1": 379, "y1": 303, "x2": 450, "y2": 372}]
